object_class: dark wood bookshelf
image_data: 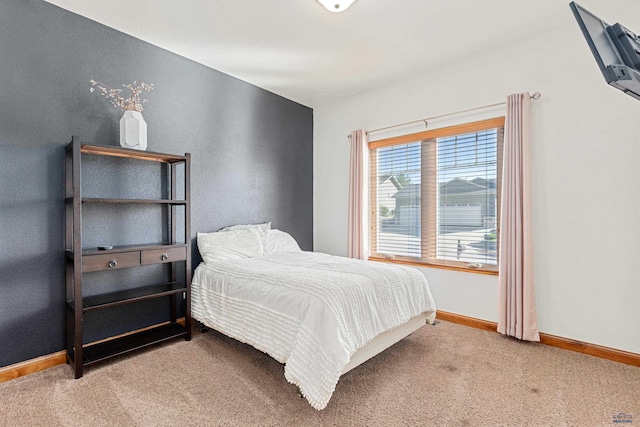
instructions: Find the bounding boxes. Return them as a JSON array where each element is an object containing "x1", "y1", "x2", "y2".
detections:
[{"x1": 65, "y1": 136, "x2": 192, "y2": 378}]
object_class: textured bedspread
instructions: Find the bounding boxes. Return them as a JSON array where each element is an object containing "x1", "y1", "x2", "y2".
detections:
[{"x1": 191, "y1": 251, "x2": 436, "y2": 410}]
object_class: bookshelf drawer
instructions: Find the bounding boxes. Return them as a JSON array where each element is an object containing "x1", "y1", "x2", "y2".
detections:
[
  {"x1": 141, "y1": 247, "x2": 186, "y2": 265},
  {"x1": 83, "y1": 251, "x2": 140, "y2": 272}
]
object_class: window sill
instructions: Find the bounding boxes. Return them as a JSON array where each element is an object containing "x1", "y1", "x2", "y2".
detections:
[{"x1": 368, "y1": 256, "x2": 499, "y2": 276}]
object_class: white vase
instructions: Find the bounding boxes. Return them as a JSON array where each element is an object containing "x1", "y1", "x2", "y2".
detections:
[{"x1": 119, "y1": 110, "x2": 147, "y2": 150}]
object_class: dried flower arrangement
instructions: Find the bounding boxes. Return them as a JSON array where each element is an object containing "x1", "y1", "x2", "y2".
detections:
[{"x1": 89, "y1": 80, "x2": 154, "y2": 112}]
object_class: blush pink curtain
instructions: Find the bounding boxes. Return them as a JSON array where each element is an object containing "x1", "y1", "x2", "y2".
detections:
[
  {"x1": 348, "y1": 129, "x2": 368, "y2": 259},
  {"x1": 498, "y1": 92, "x2": 540, "y2": 342}
]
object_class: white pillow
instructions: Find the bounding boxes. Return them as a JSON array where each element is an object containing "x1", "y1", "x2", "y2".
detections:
[
  {"x1": 263, "y1": 229, "x2": 301, "y2": 254},
  {"x1": 197, "y1": 228, "x2": 264, "y2": 264},
  {"x1": 219, "y1": 222, "x2": 271, "y2": 236}
]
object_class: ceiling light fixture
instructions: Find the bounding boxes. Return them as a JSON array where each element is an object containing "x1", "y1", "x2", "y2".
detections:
[{"x1": 317, "y1": 0, "x2": 356, "y2": 13}]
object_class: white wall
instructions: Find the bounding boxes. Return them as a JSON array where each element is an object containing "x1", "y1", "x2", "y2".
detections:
[{"x1": 313, "y1": 3, "x2": 640, "y2": 354}]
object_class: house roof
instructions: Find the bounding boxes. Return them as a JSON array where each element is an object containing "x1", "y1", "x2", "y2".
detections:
[
  {"x1": 391, "y1": 178, "x2": 497, "y2": 200},
  {"x1": 379, "y1": 175, "x2": 403, "y2": 191},
  {"x1": 440, "y1": 177, "x2": 496, "y2": 194}
]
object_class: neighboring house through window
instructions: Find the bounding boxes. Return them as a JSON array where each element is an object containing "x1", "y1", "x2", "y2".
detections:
[{"x1": 369, "y1": 117, "x2": 504, "y2": 272}]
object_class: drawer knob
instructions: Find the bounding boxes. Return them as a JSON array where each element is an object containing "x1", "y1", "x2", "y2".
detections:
[
  {"x1": 108, "y1": 259, "x2": 117, "y2": 268},
  {"x1": 161, "y1": 253, "x2": 169, "y2": 261}
]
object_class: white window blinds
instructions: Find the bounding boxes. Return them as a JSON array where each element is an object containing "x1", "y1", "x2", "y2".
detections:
[{"x1": 369, "y1": 117, "x2": 504, "y2": 272}]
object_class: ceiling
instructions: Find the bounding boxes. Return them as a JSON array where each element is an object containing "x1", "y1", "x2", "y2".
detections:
[{"x1": 44, "y1": 0, "x2": 632, "y2": 108}]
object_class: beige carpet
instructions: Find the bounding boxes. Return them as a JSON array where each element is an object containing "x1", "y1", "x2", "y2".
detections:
[{"x1": 1, "y1": 320, "x2": 638, "y2": 426}]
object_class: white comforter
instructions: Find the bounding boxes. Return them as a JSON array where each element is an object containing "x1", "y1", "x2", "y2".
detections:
[{"x1": 191, "y1": 251, "x2": 436, "y2": 410}]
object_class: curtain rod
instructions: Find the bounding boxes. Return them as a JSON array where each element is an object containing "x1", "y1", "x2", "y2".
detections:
[{"x1": 348, "y1": 92, "x2": 541, "y2": 138}]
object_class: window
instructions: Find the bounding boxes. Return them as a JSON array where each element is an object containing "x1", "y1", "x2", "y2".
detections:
[{"x1": 369, "y1": 117, "x2": 504, "y2": 272}]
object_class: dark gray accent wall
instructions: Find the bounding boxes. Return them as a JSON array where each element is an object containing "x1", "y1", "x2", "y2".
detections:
[{"x1": 0, "y1": 0, "x2": 313, "y2": 368}]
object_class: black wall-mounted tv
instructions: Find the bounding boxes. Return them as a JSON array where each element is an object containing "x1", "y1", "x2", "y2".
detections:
[{"x1": 570, "y1": 2, "x2": 640, "y2": 100}]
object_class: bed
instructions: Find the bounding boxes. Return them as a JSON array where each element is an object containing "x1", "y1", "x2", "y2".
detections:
[{"x1": 192, "y1": 224, "x2": 436, "y2": 410}]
